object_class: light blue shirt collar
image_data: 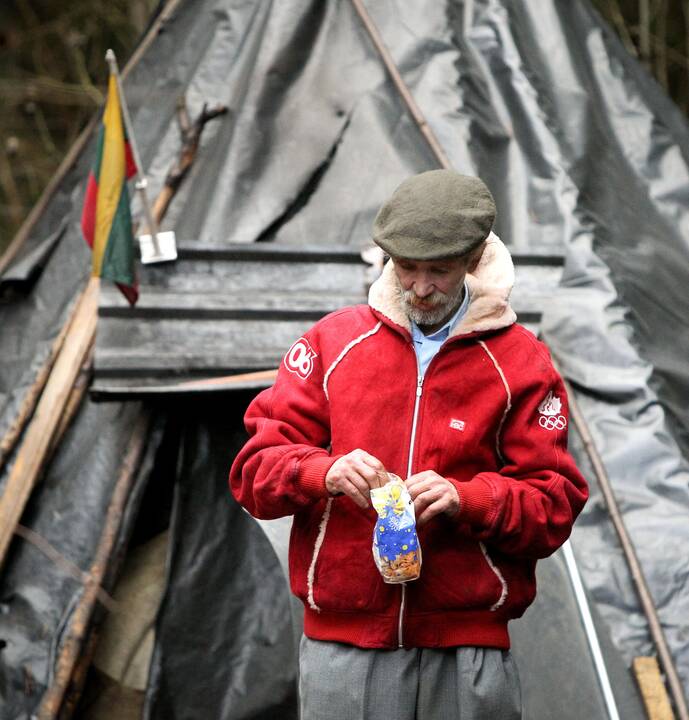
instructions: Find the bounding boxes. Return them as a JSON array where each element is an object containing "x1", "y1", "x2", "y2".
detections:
[
  {"x1": 411, "y1": 281, "x2": 470, "y2": 343},
  {"x1": 411, "y1": 282, "x2": 470, "y2": 376}
]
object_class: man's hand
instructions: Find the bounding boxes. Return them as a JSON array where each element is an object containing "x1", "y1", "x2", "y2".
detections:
[
  {"x1": 406, "y1": 471, "x2": 460, "y2": 526},
  {"x1": 325, "y1": 449, "x2": 387, "y2": 509}
]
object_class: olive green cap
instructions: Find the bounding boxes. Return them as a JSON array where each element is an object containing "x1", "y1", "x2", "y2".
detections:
[{"x1": 372, "y1": 170, "x2": 496, "y2": 260}]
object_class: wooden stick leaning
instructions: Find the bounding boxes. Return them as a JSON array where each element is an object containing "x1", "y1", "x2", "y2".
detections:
[
  {"x1": 0, "y1": 302, "x2": 74, "y2": 474},
  {"x1": 36, "y1": 410, "x2": 153, "y2": 720},
  {"x1": 0, "y1": 277, "x2": 99, "y2": 569}
]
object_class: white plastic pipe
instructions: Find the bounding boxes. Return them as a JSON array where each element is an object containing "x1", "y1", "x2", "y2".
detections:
[{"x1": 562, "y1": 540, "x2": 620, "y2": 720}]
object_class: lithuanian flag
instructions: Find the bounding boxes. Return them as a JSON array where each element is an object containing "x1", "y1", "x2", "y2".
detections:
[{"x1": 81, "y1": 72, "x2": 138, "y2": 305}]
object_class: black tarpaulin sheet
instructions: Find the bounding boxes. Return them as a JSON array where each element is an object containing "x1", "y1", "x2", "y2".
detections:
[
  {"x1": 143, "y1": 400, "x2": 298, "y2": 720},
  {"x1": 0, "y1": 400, "x2": 162, "y2": 718},
  {"x1": 542, "y1": 232, "x2": 689, "y2": 687}
]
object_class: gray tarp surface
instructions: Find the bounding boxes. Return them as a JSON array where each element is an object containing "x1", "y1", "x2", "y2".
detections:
[
  {"x1": 0, "y1": 401, "x2": 160, "y2": 717},
  {"x1": 1, "y1": 0, "x2": 689, "y2": 716}
]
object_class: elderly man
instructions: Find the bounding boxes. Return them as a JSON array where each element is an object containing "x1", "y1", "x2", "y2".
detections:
[{"x1": 230, "y1": 170, "x2": 588, "y2": 720}]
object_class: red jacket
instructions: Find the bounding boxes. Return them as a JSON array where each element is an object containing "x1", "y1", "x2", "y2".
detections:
[{"x1": 230, "y1": 235, "x2": 588, "y2": 650}]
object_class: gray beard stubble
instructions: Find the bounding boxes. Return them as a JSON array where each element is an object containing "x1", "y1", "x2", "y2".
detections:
[{"x1": 393, "y1": 275, "x2": 465, "y2": 327}]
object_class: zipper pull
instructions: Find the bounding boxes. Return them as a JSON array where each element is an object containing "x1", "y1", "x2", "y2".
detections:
[{"x1": 416, "y1": 375, "x2": 423, "y2": 397}]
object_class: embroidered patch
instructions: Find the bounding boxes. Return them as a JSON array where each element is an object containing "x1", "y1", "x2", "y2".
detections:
[
  {"x1": 538, "y1": 391, "x2": 567, "y2": 431},
  {"x1": 284, "y1": 338, "x2": 318, "y2": 380},
  {"x1": 449, "y1": 418, "x2": 465, "y2": 431}
]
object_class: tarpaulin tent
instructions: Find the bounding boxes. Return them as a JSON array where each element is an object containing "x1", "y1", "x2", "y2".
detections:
[{"x1": 1, "y1": 0, "x2": 689, "y2": 717}]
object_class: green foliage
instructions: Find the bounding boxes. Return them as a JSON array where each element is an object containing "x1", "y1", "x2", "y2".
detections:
[
  {"x1": 0, "y1": 0, "x2": 157, "y2": 255},
  {"x1": 591, "y1": 0, "x2": 689, "y2": 112}
]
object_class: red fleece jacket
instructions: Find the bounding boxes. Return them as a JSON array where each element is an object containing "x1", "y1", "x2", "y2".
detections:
[{"x1": 230, "y1": 236, "x2": 588, "y2": 650}]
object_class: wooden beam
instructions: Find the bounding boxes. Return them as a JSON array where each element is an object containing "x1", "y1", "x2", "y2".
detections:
[
  {"x1": 97, "y1": 289, "x2": 364, "y2": 320},
  {"x1": 633, "y1": 656, "x2": 675, "y2": 720},
  {"x1": 36, "y1": 410, "x2": 152, "y2": 720},
  {"x1": 0, "y1": 277, "x2": 99, "y2": 569},
  {"x1": 176, "y1": 368, "x2": 279, "y2": 389},
  {"x1": 172, "y1": 242, "x2": 564, "y2": 265},
  {"x1": 0, "y1": 298, "x2": 74, "y2": 474}
]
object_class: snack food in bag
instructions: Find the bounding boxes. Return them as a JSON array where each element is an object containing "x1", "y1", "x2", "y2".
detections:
[{"x1": 370, "y1": 474, "x2": 421, "y2": 583}]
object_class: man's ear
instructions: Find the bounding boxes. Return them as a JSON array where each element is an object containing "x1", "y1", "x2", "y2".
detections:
[{"x1": 467, "y1": 241, "x2": 487, "y2": 273}]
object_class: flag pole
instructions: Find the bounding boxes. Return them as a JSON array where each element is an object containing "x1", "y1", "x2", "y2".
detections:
[{"x1": 104, "y1": 49, "x2": 176, "y2": 264}]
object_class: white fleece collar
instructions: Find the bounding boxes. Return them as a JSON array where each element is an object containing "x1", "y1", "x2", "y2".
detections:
[{"x1": 367, "y1": 232, "x2": 517, "y2": 337}]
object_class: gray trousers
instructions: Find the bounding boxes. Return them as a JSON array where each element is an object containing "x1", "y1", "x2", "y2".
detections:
[{"x1": 299, "y1": 636, "x2": 522, "y2": 720}]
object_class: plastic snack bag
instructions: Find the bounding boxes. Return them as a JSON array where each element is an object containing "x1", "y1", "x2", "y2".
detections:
[{"x1": 370, "y1": 474, "x2": 421, "y2": 583}]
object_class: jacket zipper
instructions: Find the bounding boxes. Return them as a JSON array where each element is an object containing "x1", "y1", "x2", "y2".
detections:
[{"x1": 398, "y1": 361, "x2": 424, "y2": 648}]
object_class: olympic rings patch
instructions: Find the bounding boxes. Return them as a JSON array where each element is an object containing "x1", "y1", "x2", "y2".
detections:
[
  {"x1": 284, "y1": 337, "x2": 318, "y2": 380},
  {"x1": 537, "y1": 391, "x2": 567, "y2": 431},
  {"x1": 538, "y1": 415, "x2": 567, "y2": 431}
]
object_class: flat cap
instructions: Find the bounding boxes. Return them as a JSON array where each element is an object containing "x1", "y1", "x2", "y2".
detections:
[{"x1": 372, "y1": 170, "x2": 496, "y2": 259}]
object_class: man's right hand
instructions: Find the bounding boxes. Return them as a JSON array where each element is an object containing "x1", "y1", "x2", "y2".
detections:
[{"x1": 325, "y1": 449, "x2": 387, "y2": 509}]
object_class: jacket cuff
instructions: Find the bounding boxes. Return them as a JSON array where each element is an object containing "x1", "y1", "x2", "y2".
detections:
[
  {"x1": 449, "y1": 475, "x2": 495, "y2": 527},
  {"x1": 297, "y1": 453, "x2": 341, "y2": 500}
]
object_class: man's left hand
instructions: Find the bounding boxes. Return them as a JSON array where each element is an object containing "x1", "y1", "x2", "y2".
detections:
[{"x1": 406, "y1": 471, "x2": 460, "y2": 526}]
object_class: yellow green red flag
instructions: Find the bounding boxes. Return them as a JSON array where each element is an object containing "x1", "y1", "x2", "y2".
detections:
[{"x1": 81, "y1": 73, "x2": 138, "y2": 305}]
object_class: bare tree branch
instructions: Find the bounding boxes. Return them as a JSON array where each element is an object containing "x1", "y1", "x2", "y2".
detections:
[
  {"x1": 683, "y1": 1, "x2": 689, "y2": 115},
  {"x1": 0, "y1": 78, "x2": 103, "y2": 107},
  {"x1": 655, "y1": 0, "x2": 668, "y2": 89},
  {"x1": 605, "y1": 0, "x2": 639, "y2": 58},
  {"x1": 639, "y1": 0, "x2": 651, "y2": 66},
  {"x1": 0, "y1": 149, "x2": 25, "y2": 228}
]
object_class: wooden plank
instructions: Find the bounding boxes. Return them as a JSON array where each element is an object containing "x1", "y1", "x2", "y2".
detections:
[
  {"x1": 0, "y1": 277, "x2": 99, "y2": 569},
  {"x1": 170, "y1": 241, "x2": 564, "y2": 264},
  {"x1": 98, "y1": 263, "x2": 560, "y2": 318},
  {"x1": 95, "y1": 316, "x2": 315, "y2": 362},
  {"x1": 176, "y1": 368, "x2": 278, "y2": 389},
  {"x1": 175, "y1": 242, "x2": 369, "y2": 263},
  {"x1": 93, "y1": 296, "x2": 544, "y2": 378},
  {"x1": 633, "y1": 656, "x2": 675, "y2": 720},
  {"x1": 91, "y1": 377, "x2": 277, "y2": 399},
  {"x1": 98, "y1": 289, "x2": 365, "y2": 319},
  {"x1": 91, "y1": 258, "x2": 557, "y2": 392},
  {"x1": 94, "y1": 353, "x2": 282, "y2": 375},
  {"x1": 0, "y1": 297, "x2": 75, "y2": 474},
  {"x1": 136, "y1": 258, "x2": 368, "y2": 293}
]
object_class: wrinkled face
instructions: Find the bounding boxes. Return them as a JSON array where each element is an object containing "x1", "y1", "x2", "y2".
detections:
[{"x1": 391, "y1": 248, "x2": 482, "y2": 327}]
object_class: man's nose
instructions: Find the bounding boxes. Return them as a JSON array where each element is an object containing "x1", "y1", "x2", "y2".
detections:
[{"x1": 412, "y1": 277, "x2": 434, "y2": 297}]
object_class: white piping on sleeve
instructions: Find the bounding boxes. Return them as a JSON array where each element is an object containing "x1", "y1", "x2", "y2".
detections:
[
  {"x1": 322, "y1": 321, "x2": 383, "y2": 401},
  {"x1": 477, "y1": 340, "x2": 512, "y2": 464},
  {"x1": 306, "y1": 498, "x2": 333, "y2": 612},
  {"x1": 480, "y1": 541, "x2": 508, "y2": 611}
]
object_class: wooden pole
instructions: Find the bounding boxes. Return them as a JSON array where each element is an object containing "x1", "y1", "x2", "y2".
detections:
[
  {"x1": 0, "y1": 277, "x2": 99, "y2": 569},
  {"x1": 36, "y1": 410, "x2": 152, "y2": 720},
  {"x1": 350, "y1": 0, "x2": 452, "y2": 170},
  {"x1": 0, "y1": 303, "x2": 74, "y2": 474},
  {"x1": 176, "y1": 368, "x2": 278, "y2": 389}
]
